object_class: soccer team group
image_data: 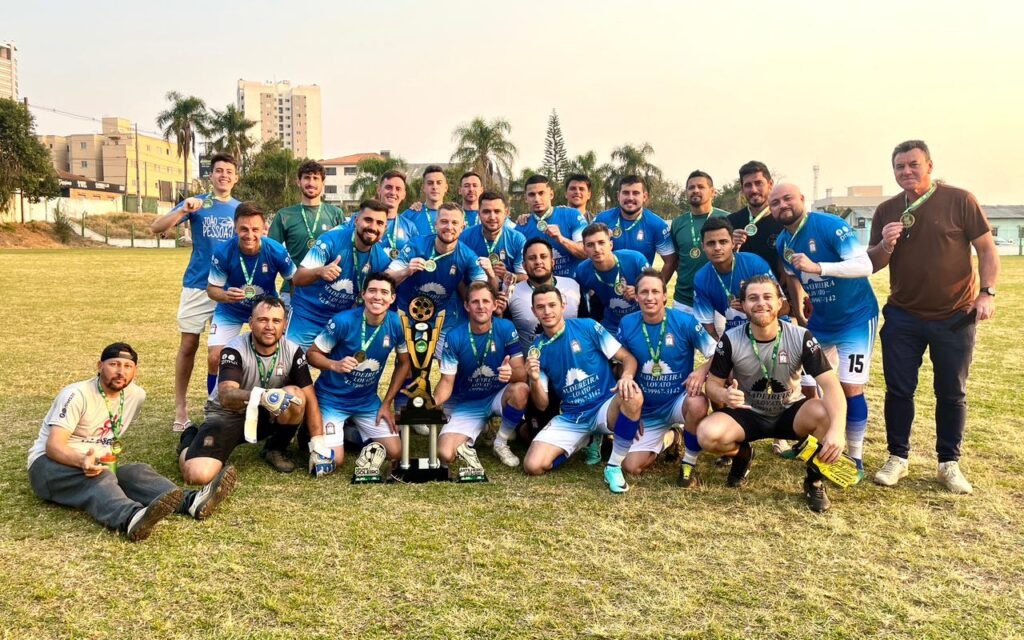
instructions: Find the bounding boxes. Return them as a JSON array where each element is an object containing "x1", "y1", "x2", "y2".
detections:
[{"x1": 27, "y1": 139, "x2": 1000, "y2": 540}]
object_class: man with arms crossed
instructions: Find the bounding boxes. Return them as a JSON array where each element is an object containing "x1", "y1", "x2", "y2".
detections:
[
  {"x1": 29, "y1": 343, "x2": 236, "y2": 541},
  {"x1": 150, "y1": 152, "x2": 240, "y2": 432},
  {"x1": 522, "y1": 285, "x2": 644, "y2": 494},
  {"x1": 867, "y1": 140, "x2": 999, "y2": 494},
  {"x1": 696, "y1": 276, "x2": 846, "y2": 512}
]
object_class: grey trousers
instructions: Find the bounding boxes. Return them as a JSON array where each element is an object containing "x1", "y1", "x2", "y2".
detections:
[{"x1": 28, "y1": 457, "x2": 182, "y2": 531}]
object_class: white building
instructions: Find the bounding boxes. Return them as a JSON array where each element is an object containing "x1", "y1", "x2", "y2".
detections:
[
  {"x1": 0, "y1": 41, "x2": 17, "y2": 100},
  {"x1": 321, "y1": 153, "x2": 387, "y2": 210},
  {"x1": 236, "y1": 79, "x2": 322, "y2": 160}
]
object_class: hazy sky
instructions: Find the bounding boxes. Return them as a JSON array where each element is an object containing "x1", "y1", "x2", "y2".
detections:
[{"x1": 6, "y1": 0, "x2": 1023, "y2": 204}]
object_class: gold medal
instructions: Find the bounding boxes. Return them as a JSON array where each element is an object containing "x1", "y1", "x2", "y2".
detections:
[
  {"x1": 900, "y1": 212, "x2": 915, "y2": 228},
  {"x1": 353, "y1": 351, "x2": 367, "y2": 363},
  {"x1": 202, "y1": 198, "x2": 214, "y2": 209},
  {"x1": 614, "y1": 279, "x2": 626, "y2": 296},
  {"x1": 489, "y1": 253, "x2": 501, "y2": 265},
  {"x1": 389, "y1": 248, "x2": 399, "y2": 260},
  {"x1": 110, "y1": 438, "x2": 124, "y2": 456},
  {"x1": 307, "y1": 238, "x2": 316, "y2": 249},
  {"x1": 528, "y1": 347, "x2": 541, "y2": 360},
  {"x1": 243, "y1": 285, "x2": 257, "y2": 299},
  {"x1": 423, "y1": 259, "x2": 437, "y2": 272},
  {"x1": 689, "y1": 247, "x2": 701, "y2": 259},
  {"x1": 744, "y1": 223, "x2": 758, "y2": 236},
  {"x1": 536, "y1": 220, "x2": 548, "y2": 231},
  {"x1": 783, "y1": 248, "x2": 795, "y2": 262},
  {"x1": 612, "y1": 227, "x2": 622, "y2": 238},
  {"x1": 651, "y1": 363, "x2": 662, "y2": 378}
]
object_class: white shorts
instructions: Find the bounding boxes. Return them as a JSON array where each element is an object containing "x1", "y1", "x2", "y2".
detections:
[
  {"x1": 441, "y1": 386, "x2": 506, "y2": 444},
  {"x1": 208, "y1": 310, "x2": 246, "y2": 348},
  {"x1": 533, "y1": 395, "x2": 615, "y2": 456},
  {"x1": 633, "y1": 392, "x2": 688, "y2": 454},
  {"x1": 321, "y1": 405, "x2": 395, "y2": 447},
  {"x1": 177, "y1": 287, "x2": 217, "y2": 334},
  {"x1": 818, "y1": 316, "x2": 878, "y2": 385}
]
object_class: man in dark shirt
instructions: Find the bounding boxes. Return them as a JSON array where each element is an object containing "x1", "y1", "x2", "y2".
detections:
[{"x1": 727, "y1": 160, "x2": 786, "y2": 283}]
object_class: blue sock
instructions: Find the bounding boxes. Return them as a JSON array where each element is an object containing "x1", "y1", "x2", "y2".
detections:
[
  {"x1": 499, "y1": 404, "x2": 525, "y2": 440},
  {"x1": 683, "y1": 430, "x2": 702, "y2": 465},
  {"x1": 846, "y1": 394, "x2": 868, "y2": 463},
  {"x1": 608, "y1": 413, "x2": 640, "y2": 466},
  {"x1": 550, "y1": 453, "x2": 568, "y2": 470},
  {"x1": 207, "y1": 374, "x2": 217, "y2": 395}
]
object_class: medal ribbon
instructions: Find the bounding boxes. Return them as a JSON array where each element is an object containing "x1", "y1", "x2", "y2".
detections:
[
  {"x1": 592, "y1": 256, "x2": 622, "y2": 290},
  {"x1": 484, "y1": 228, "x2": 504, "y2": 256},
  {"x1": 748, "y1": 205, "x2": 771, "y2": 226},
  {"x1": 468, "y1": 324, "x2": 496, "y2": 367},
  {"x1": 352, "y1": 238, "x2": 370, "y2": 293},
  {"x1": 713, "y1": 260, "x2": 736, "y2": 301},
  {"x1": 385, "y1": 217, "x2": 399, "y2": 250},
  {"x1": 423, "y1": 206, "x2": 437, "y2": 234},
  {"x1": 533, "y1": 208, "x2": 554, "y2": 227},
  {"x1": 746, "y1": 322, "x2": 783, "y2": 382},
  {"x1": 687, "y1": 212, "x2": 702, "y2": 251},
  {"x1": 781, "y1": 214, "x2": 810, "y2": 261},
  {"x1": 238, "y1": 249, "x2": 261, "y2": 288},
  {"x1": 615, "y1": 209, "x2": 644, "y2": 236},
  {"x1": 360, "y1": 314, "x2": 384, "y2": 352},
  {"x1": 300, "y1": 203, "x2": 323, "y2": 243},
  {"x1": 428, "y1": 243, "x2": 458, "y2": 263},
  {"x1": 536, "y1": 324, "x2": 566, "y2": 352},
  {"x1": 641, "y1": 314, "x2": 668, "y2": 369},
  {"x1": 96, "y1": 377, "x2": 125, "y2": 439},
  {"x1": 252, "y1": 337, "x2": 280, "y2": 387},
  {"x1": 902, "y1": 183, "x2": 937, "y2": 217}
]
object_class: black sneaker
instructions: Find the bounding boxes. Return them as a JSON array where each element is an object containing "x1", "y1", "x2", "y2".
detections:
[
  {"x1": 189, "y1": 465, "x2": 238, "y2": 520},
  {"x1": 726, "y1": 443, "x2": 753, "y2": 488},
  {"x1": 676, "y1": 462, "x2": 701, "y2": 488},
  {"x1": 125, "y1": 488, "x2": 184, "y2": 542},
  {"x1": 263, "y1": 449, "x2": 296, "y2": 474},
  {"x1": 804, "y1": 477, "x2": 831, "y2": 513}
]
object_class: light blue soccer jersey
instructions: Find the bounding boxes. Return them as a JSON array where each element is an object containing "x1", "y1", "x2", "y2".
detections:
[
  {"x1": 594, "y1": 208, "x2": 673, "y2": 264},
  {"x1": 177, "y1": 195, "x2": 239, "y2": 289},
  {"x1": 574, "y1": 249, "x2": 650, "y2": 332},
  {"x1": 693, "y1": 252, "x2": 776, "y2": 332},
  {"x1": 439, "y1": 318, "x2": 522, "y2": 405},
  {"x1": 515, "y1": 206, "x2": 588, "y2": 278},
  {"x1": 313, "y1": 309, "x2": 408, "y2": 412},
  {"x1": 290, "y1": 225, "x2": 392, "y2": 329},
  {"x1": 379, "y1": 215, "x2": 419, "y2": 259},
  {"x1": 616, "y1": 308, "x2": 717, "y2": 419},
  {"x1": 401, "y1": 206, "x2": 439, "y2": 236},
  {"x1": 533, "y1": 318, "x2": 621, "y2": 424},
  {"x1": 208, "y1": 236, "x2": 295, "y2": 323},
  {"x1": 459, "y1": 224, "x2": 527, "y2": 275},
  {"x1": 776, "y1": 212, "x2": 879, "y2": 337},
  {"x1": 463, "y1": 209, "x2": 479, "y2": 228},
  {"x1": 389, "y1": 235, "x2": 487, "y2": 332}
]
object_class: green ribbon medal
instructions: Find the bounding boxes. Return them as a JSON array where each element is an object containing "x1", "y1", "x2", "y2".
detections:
[
  {"x1": 97, "y1": 377, "x2": 126, "y2": 456},
  {"x1": 534, "y1": 208, "x2": 554, "y2": 231},
  {"x1": 613, "y1": 210, "x2": 643, "y2": 238},
  {"x1": 900, "y1": 183, "x2": 937, "y2": 233},
  {"x1": 687, "y1": 212, "x2": 702, "y2": 259},
  {"x1": 642, "y1": 314, "x2": 668, "y2": 377},
  {"x1": 746, "y1": 322, "x2": 783, "y2": 385},
  {"x1": 468, "y1": 325, "x2": 496, "y2": 368},
  {"x1": 782, "y1": 214, "x2": 809, "y2": 263},
  {"x1": 354, "y1": 314, "x2": 384, "y2": 363},
  {"x1": 593, "y1": 256, "x2": 625, "y2": 296},
  {"x1": 744, "y1": 206, "x2": 770, "y2": 236},
  {"x1": 301, "y1": 203, "x2": 323, "y2": 249},
  {"x1": 238, "y1": 249, "x2": 261, "y2": 299}
]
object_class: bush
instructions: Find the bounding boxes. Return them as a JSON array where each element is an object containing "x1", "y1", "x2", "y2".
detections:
[{"x1": 52, "y1": 205, "x2": 74, "y2": 244}]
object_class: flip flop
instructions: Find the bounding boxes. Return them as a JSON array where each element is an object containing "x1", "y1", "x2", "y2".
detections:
[{"x1": 172, "y1": 419, "x2": 193, "y2": 433}]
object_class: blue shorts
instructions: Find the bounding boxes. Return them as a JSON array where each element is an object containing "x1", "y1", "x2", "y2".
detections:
[{"x1": 286, "y1": 312, "x2": 331, "y2": 350}]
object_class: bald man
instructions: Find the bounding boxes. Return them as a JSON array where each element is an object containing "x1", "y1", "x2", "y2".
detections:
[{"x1": 770, "y1": 183, "x2": 878, "y2": 475}]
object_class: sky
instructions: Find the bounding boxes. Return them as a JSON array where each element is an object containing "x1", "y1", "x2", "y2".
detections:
[{"x1": 6, "y1": 0, "x2": 1024, "y2": 204}]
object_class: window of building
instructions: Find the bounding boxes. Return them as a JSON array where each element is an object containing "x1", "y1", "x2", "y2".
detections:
[
  {"x1": 326, "y1": 167, "x2": 337, "y2": 176},
  {"x1": 80, "y1": 142, "x2": 87, "y2": 150},
  {"x1": 343, "y1": 167, "x2": 357, "y2": 176},
  {"x1": 325, "y1": 185, "x2": 337, "y2": 194},
  {"x1": 81, "y1": 160, "x2": 88, "y2": 168}
]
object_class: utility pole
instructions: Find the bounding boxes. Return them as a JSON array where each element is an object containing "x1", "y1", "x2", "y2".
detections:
[
  {"x1": 20, "y1": 96, "x2": 28, "y2": 223},
  {"x1": 134, "y1": 122, "x2": 142, "y2": 213}
]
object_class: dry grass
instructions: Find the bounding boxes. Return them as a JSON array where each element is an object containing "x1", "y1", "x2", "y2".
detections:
[
  {"x1": 82, "y1": 212, "x2": 161, "y2": 239},
  {"x1": 0, "y1": 248, "x2": 1021, "y2": 640}
]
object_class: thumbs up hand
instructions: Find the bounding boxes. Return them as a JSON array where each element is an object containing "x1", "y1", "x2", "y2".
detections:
[
  {"x1": 320, "y1": 255, "x2": 342, "y2": 282},
  {"x1": 725, "y1": 379, "x2": 751, "y2": 410},
  {"x1": 497, "y1": 355, "x2": 512, "y2": 383}
]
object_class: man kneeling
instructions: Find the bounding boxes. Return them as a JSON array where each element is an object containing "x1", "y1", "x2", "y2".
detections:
[
  {"x1": 697, "y1": 276, "x2": 846, "y2": 512},
  {"x1": 28, "y1": 343, "x2": 235, "y2": 542}
]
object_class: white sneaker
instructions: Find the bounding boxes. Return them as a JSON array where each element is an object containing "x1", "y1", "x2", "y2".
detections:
[
  {"x1": 412, "y1": 424, "x2": 430, "y2": 436},
  {"x1": 492, "y1": 436, "x2": 520, "y2": 467},
  {"x1": 874, "y1": 455, "x2": 909, "y2": 487},
  {"x1": 937, "y1": 461, "x2": 973, "y2": 494}
]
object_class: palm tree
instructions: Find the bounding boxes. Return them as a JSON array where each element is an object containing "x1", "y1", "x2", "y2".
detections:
[
  {"x1": 607, "y1": 142, "x2": 663, "y2": 203},
  {"x1": 349, "y1": 155, "x2": 407, "y2": 201},
  {"x1": 207, "y1": 105, "x2": 257, "y2": 169},
  {"x1": 566, "y1": 151, "x2": 613, "y2": 214},
  {"x1": 156, "y1": 92, "x2": 208, "y2": 197},
  {"x1": 450, "y1": 117, "x2": 518, "y2": 189}
]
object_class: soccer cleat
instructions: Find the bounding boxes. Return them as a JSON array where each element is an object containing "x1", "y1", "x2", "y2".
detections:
[
  {"x1": 676, "y1": 461, "x2": 701, "y2": 488},
  {"x1": 804, "y1": 477, "x2": 832, "y2": 513},
  {"x1": 726, "y1": 444, "x2": 753, "y2": 488},
  {"x1": 263, "y1": 449, "x2": 296, "y2": 474},
  {"x1": 873, "y1": 455, "x2": 909, "y2": 487},
  {"x1": 772, "y1": 439, "x2": 792, "y2": 456},
  {"x1": 714, "y1": 455, "x2": 731, "y2": 467},
  {"x1": 603, "y1": 465, "x2": 629, "y2": 494},
  {"x1": 584, "y1": 434, "x2": 602, "y2": 465},
  {"x1": 189, "y1": 465, "x2": 237, "y2": 520},
  {"x1": 492, "y1": 437, "x2": 520, "y2": 468},
  {"x1": 355, "y1": 442, "x2": 387, "y2": 476},
  {"x1": 126, "y1": 488, "x2": 183, "y2": 542},
  {"x1": 937, "y1": 461, "x2": 973, "y2": 494}
]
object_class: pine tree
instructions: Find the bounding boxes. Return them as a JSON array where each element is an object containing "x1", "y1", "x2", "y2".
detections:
[{"x1": 542, "y1": 109, "x2": 569, "y2": 183}]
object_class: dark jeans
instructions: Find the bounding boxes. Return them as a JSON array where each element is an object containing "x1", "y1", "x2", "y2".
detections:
[
  {"x1": 879, "y1": 304, "x2": 977, "y2": 462},
  {"x1": 28, "y1": 457, "x2": 182, "y2": 531}
]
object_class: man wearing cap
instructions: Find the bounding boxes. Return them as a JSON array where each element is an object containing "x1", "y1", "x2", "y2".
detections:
[{"x1": 27, "y1": 343, "x2": 237, "y2": 541}]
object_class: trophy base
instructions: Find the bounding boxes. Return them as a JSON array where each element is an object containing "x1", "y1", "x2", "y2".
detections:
[
  {"x1": 351, "y1": 470, "x2": 384, "y2": 485},
  {"x1": 390, "y1": 458, "x2": 451, "y2": 483},
  {"x1": 457, "y1": 468, "x2": 488, "y2": 483}
]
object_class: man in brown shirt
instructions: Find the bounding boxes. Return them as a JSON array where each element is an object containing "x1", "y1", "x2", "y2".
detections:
[{"x1": 867, "y1": 140, "x2": 999, "y2": 494}]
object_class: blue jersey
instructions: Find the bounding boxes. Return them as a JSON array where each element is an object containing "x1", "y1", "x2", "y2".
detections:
[
  {"x1": 694, "y1": 252, "x2": 776, "y2": 332},
  {"x1": 313, "y1": 309, "x2": 408, "y2": 411},
  {"x1": 389, "y1": 235, "x2": 487, "y2": 331},
  {"x1": 574, "y1": 249, "x2": 650, "y2": 332},
  {"x1": 534, "y1": 318, "x2": 621, "y2": 422},
  {"x1": 516, "y1": 206, "x2": 588, "y2": 278},
  {"x1": 291, "y1": 225, "x2": 392, "y2": 327},
  {"x1": 459, "y1": 224, "x2": 527, "y2": 275},
  {"x1": 208, "y1": 236, "x2": 296, "y2": 323},
  {"x1": 594, "y1": 208, "x2": 673, "y2": 264},
  {"x1": 178, "y1": 195, "x2": 240, "y2": 289},
  {"x1": 776, "y1": 212, "x2": 879, "y2": 335},
  {"x1": 463, "y1": 209, "x2": 479, "y2": 228},
  {"x1": 379, "y1": 215, "x2": 419, "y2": 259},
  {"x1": 401, "y1": 206, "x2": 440, "y2": 236},
  {"x1": 616, "y1": 309, "x2": 717, "y2": 419},
  {"x1": 439, "y1": 318, "x2": 522, "y2": 404}
]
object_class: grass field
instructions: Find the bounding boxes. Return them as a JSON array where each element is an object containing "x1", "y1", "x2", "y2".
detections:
[{"x1": 1, "y1": 248, "x2": 1022, "y2": 640}]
